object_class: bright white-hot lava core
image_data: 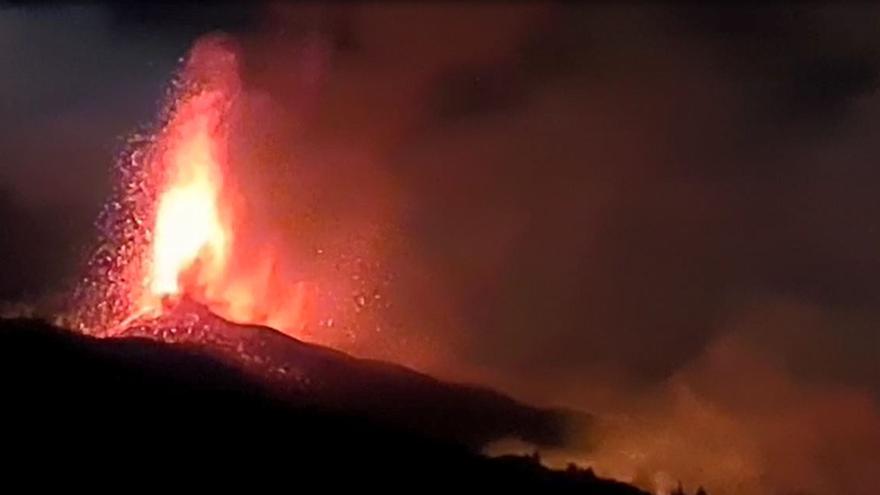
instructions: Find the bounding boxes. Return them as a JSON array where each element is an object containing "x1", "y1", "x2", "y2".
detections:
[{"x1": 144, "y1": 87, "x2": 231, "y2": 305}]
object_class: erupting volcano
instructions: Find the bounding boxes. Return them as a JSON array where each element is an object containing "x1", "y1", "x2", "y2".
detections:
[
  {"x1": 51, "y1": 37, "x2": 596, "y2": 473},
  {"x1": 69, "y1": 38, "x2": 314, "y2": 338},
  {"x1": 8, "y1": 5, "x2": 880, "y2": 494}
]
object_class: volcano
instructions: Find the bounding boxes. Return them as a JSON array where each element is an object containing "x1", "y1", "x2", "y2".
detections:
[
  {"x1": 4, "y1": 37, "x2": 661, "y2": 493},
  {"x1": 0, "y1": 310, "x2": 644, "y2": 494}
]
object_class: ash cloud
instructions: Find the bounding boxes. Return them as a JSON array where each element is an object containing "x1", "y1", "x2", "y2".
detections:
[
  {"x1": 226, "y1": 5, "x2": 880, "y2": 494},
  {"x1": 230, "y1": 4, "x2": 879, "y2": 392}
]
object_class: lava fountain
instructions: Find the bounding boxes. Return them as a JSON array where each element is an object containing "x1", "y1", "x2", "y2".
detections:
[
  {"x1": 147, "y1": 88, "x2": 230, "y2": 302},
  {"x1": 68, "y1": 36, "x2": 310, "y2": 336},
  {"x1": 119, "y1": 37, "x2": 243, "y2": 329}
]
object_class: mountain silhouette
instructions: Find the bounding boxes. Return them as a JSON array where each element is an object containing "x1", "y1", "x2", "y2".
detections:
[{"x1": 0, "y1": 307, "x2": 646, "y2": 494}]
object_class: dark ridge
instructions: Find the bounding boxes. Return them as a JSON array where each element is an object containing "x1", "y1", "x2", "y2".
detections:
[
  {"x1": 113, "y1": 298, "x2": 589, "y2": 449},
  {"x1": 0, "y1": 316, "x2": 647, "y2": 493}
]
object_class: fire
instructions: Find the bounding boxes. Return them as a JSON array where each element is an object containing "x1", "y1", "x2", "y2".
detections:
[
  {"x1": 143, "y1": 88, "x2": 231, "y2": 307},
  {"x1": 66, "y1": 37, "x2": 263, "y2": 333},
  {"x1": 117, "y1": 38, "x2": 312, "y2": 335},
  {"x1": 70, "y1": 36, "x2": 369, "y2": 355}
]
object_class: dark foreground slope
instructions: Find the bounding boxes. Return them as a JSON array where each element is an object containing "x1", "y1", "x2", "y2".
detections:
[
  {"x1": 0, "y1": 317, "x2": 645, "y2": 493},
  {"x1": 118, "y1": 300, "x2": 589, "y2": 450}
]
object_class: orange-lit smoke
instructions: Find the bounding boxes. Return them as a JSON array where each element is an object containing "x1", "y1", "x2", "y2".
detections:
[{"x1": 486, "y1": 299, "x2": 880, "y2": 495}]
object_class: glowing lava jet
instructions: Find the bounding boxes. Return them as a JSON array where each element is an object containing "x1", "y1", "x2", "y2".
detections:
[
  {"x1": 133, "y1": 38, "x2": 312, "y2": 335},
  {"x1": 140, "y1": 80, "x2": 233, "y2": 314},
  {"x1": 111, "y1": 37, "x2": 242, "y2": 327},
  {"x1": 68, "y1": 37, "x2": 305, "y2": 337}
]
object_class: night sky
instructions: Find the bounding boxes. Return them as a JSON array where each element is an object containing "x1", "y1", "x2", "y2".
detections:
[{"x1": 2, "y1": 4, "x2": 879, "y2": 492}]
